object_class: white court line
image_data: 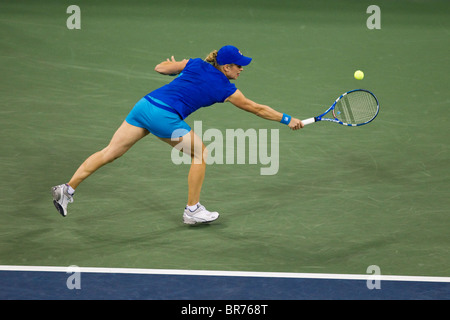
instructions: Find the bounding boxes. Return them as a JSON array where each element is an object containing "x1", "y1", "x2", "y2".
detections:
[{"x1": 0, "y1": 265, "x2": 449, "y2": 283}]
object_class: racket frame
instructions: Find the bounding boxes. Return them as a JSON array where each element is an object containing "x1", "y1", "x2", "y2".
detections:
[{"x1": 303, "y1": 89, "x2": 379, "y2": 127}]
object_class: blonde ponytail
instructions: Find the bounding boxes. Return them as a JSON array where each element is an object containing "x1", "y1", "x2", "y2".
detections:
[{"x1": 205, "y1": 50, "x2": 219, "y2": 67}]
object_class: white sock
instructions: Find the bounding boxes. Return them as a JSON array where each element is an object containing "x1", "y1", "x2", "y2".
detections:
[
  {"x1": 187, "y1": 202, "x2": 199, "y2": 212},
  {"x1": 67, "y1": 184, "x2": 75, "y2": 196}
]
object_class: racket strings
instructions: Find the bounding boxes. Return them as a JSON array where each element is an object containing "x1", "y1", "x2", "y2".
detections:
[{"x1": 334, "y1": 91, "x2": 378, "y2": 125}]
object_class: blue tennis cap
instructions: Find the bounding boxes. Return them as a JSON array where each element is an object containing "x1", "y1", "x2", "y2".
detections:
[{"x1": 216, "y1": 45, "x2": 252, "y2": 66}]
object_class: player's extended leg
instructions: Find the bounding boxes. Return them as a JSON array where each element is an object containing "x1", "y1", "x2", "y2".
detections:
[
  {"x1": 68, "y1": 121, "x2": 149, "y2": 189},
  {"x1": 52, "y1": 121, "x2": 148, "y2": 217}
]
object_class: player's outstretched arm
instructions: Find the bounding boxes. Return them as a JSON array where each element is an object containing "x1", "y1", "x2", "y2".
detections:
[{"x1": 226, "y1": 89, "x2": 303, "y2": 130}]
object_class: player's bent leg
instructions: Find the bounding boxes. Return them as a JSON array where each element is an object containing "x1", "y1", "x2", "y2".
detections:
[
  {"x1": 159, "y1": 129, "x2": 207, "y2": 205},
  {"x1": 159, "y1": 130, "x2": 219, "y2": 224}
]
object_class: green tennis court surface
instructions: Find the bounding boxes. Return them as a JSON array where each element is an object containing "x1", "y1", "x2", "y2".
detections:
[{"x1": 1, "y1": 0, "x2": 448, "y2": 280}]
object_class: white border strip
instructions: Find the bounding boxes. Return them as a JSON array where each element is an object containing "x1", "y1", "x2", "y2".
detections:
[{"x1": 0, "y1": 265, "x2": 449, "y2": 283}]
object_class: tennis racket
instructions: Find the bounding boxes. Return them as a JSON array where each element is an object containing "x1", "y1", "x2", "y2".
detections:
[{"x1": 302, "y1": 89, "x2": 380, "y2": 127}]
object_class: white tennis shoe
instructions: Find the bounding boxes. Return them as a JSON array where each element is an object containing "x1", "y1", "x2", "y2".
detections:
[
  {"x1": 51, "y1": 184, "x2": 73, "y2": 217},
  {"x1": 183, "y1": 204, "x2": 219, "y2": 225}
]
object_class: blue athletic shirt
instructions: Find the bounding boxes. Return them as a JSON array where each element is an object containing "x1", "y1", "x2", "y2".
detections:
[{"x1": 148, "y1": 58, "x2": 237, "y2": 119}]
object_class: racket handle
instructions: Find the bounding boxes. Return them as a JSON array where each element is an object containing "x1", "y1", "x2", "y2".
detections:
[{"x1": 302, "y1": 117, "x2": 316, "y2": 126}]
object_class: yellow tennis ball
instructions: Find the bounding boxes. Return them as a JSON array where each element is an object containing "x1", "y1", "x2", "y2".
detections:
[{"x1": 354, "y1": 70, "x2": 364, "y2": 80}]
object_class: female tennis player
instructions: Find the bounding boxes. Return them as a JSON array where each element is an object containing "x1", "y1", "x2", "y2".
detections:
[{"x1": 52, "y1": 45, "x2": 304, "y2": 224}]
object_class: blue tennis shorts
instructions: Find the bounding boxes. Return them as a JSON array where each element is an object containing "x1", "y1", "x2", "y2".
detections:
[{"x1": 125, "y1": 96, "x2": 191, "y2": 138}]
